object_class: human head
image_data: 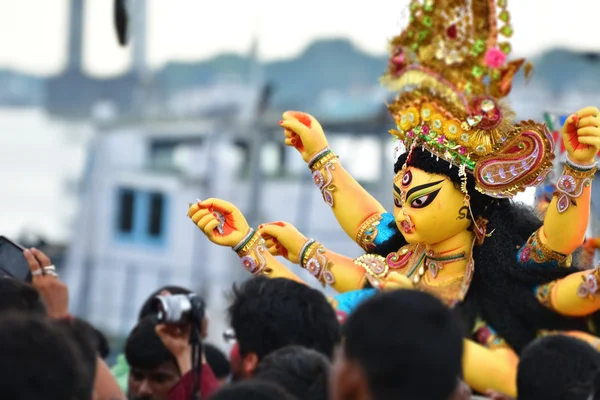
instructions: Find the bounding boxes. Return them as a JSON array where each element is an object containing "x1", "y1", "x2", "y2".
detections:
[
  {"x1": 0, "y1": 277, "x2": 46, "y2": 316},
  {"x1": 54, "y1": 317, "x2": 100, "y2": 399},
  {"x1": 205, "y1": 343, "x2": 231, "y2": 384},
  {"x1": 331, "y1": 289, "x2": 463, "y2": 400},
  {"x1": 228, "y1": 276, "x2": 341, "y2": 380},
  {"x1": 254, "y1": 345, "x2": 329, "y2": 400},
  {"x1": 125, "y1": 316, "x2": 180, "y2": 400},
  {"x1": 517, "y1": 335, "x2": 600, "y2": 400},
  {"x1": 210, "y1": 380, "x2": 297, "y2": 400},
  {"x1": 0, "y1": 314, "x2": 88, "y2": 400}
]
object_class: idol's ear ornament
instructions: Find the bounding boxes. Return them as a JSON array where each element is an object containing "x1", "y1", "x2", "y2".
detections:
[{"x1": 474, "y1": 121, "x2": 555, "y2": 198}]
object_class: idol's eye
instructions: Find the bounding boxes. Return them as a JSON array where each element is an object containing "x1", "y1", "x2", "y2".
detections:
[
  {"x1": 402, "y1": 170, "x2": 412, "y2": 187},
  {"x1": 410, "y1": 188, "x2": 441, "y2": 209},
  {"x1": 393, "y1": 197, "x2": 402, "y2": 207}
]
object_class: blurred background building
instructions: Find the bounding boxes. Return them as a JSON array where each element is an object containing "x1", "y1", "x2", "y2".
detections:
[{"x1": 0, "y1": 0, "x2": 599, "y2": 358}]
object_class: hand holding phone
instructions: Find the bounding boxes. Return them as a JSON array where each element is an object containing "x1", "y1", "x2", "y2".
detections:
[{"x1": 23, "y1": 248, "x2": 69, "y2": 319}]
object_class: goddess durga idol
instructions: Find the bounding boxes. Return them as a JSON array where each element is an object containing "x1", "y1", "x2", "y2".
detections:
[{"x1": 186, "y1": 0, "x2": 600, "y2": 396}]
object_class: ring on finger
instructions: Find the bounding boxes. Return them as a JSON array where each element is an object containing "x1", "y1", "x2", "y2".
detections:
[
  {"x1": 31, "y1": 269, "x2": 43, "y2": 276},
  {"x1": 43, "y1": 265, "x2": 56, "y2": 272},
  {"x1": 45, "y1": 270, "x2": 59, "y2": 278}
]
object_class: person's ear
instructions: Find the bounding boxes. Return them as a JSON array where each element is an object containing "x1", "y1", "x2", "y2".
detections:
[{"x1": 241, "y1": 352, "x2": 259, "y2": 378}]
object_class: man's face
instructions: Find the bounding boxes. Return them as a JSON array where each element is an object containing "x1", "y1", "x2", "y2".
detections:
[{"x1": 127, "y1": 362, "x2": 180, "y2": 400}]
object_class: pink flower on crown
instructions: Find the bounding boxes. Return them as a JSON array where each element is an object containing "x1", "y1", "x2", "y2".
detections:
[{"x1": 485, "y1": 47, "x2": 506, "y2": 68}]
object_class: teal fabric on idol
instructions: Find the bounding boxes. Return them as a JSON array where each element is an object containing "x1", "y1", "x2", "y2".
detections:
[{"x1": 334, "y1": 288, "x2": 378, "y2": 315}]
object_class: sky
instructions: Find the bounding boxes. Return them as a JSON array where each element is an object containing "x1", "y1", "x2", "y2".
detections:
[{"x1": 1, "y1": 0, "x2": 600, "y2": 77}]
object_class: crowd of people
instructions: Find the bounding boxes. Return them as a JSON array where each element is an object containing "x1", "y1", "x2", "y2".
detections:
[{"x1": 2, "y1": 245, "x2": 600, "y2": 400}]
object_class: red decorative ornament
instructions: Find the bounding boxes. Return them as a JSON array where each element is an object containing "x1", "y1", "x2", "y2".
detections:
[
  {"x1": 446, "y1": 24, "x2": 458, "y2": 39},
  {"x1": 519, "y1": 246, "x2": 532, "y2": 262},
  {"x1": 476, "y1": 326, "x2": 492, "y2": 344}
]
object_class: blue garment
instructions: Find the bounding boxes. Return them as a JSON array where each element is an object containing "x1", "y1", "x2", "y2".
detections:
[
  {"x1": 371, "y1": 213, "x2": 397, "y2": 247},
  {"x1": 333, "y1": 289, "x2": 378, "y2": 315}
]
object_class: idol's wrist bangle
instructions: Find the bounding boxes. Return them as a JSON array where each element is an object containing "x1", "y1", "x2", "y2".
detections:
[
  {"x1": 309, "y1": 150, "x2": 338, "y2": 172},
  {"x1": 299, "y1": 238, "x2": 316, "y2": 267},
  {"x1": 554, "y1": 159, "x2": 597, "y2": 213},
  {"x1": 308, "y1": 147, "x2": 332, "y2": 170},
  {"x1": 233, "y1": 228, "x2": 256, "y2": 253},
  {"x1": 566, "y1": 156, "x2": 598, "y2": 169},
  {"x1": 235, "y1": 230, "x2": 271, "y2": 276},
  {"x1": 299, "y1": 239, "x2": 335, "y2": 287}
]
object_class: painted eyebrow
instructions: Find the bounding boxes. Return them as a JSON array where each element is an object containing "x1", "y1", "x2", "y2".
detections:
[{"x1": 406, "y1": 180, "x2": 444, "y2": 199}]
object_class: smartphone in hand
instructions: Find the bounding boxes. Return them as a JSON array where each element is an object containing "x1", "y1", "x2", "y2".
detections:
[{"x1": 0, "y1": 236, "x2": 32, "y2": 282}]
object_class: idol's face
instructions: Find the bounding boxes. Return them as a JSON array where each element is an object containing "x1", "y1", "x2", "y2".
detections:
[{"x1": 393, "y1": 167, "x2": 471, "y2": 245}]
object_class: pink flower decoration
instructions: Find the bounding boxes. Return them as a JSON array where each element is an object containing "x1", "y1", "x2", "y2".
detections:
[
  {"x1": 485, "y1": 48, "x2": 506, "y2": 68},
  {"x1": 391, "y1": 53, "x2": 405, "y2": 66}
]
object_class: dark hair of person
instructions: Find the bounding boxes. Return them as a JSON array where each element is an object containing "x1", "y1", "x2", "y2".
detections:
[
  {"x1": 343, "y1": 290, "x2": 463, "y2": 400},
  {"x1": 210, "y1": 380, "x2": 297, "y2": 400},
  {"x1": 228, "y1": 276, "x2": 341, "y2": 360},
  {"x1": 0, "y1": 277, "x2": 46, "y2": 316},
  {"x1": 125, "y1": 316, "x2": 177, "y2": 371},
  {"x1": 138, "y1": 285, "x2": 193, "y2": 320},
  {"x1": 54, "y1": 317, "x2": 100, "y2": 399},
  {"x1": 92, "y1": 326, "x2": 111, "y2": 359},
  {"x1": 372, "y1": 148, "x2": 593, "y2": 352},
  {"x1": 254, "y1": 345, "x2": 329, "y2": 400},
  {"x1": 0, "y1": 314, "x2": 89, "y2": 400},
  {"x1": 518, "y1": 335, "x2": 600, "y2": 400},
  {"x1": 205, "y1": 343, "x2": 231, "y2": 379}
]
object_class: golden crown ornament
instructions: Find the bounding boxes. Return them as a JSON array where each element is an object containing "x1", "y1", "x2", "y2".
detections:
[{"x1": 384, "y1": 0, "x2": 554, "y2": 198}]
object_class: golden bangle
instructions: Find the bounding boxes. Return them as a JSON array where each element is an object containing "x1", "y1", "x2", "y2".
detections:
[
  {"x1": 535, "y1": 280, "x2": 558, "y2": 311},
  {"x1": 519, "y1": 229, "x2": 570, "y2": 266},
  {"x1": 301, "y1": 241, "x2": 335, "y2": 287},
  {"x1": 356, "y1": 214, "x2": 383, "y2": 252},
  {"x1": 473, "y1": 320, "x2": 509, "y2": 350},
  {"x1": 237, "y1": 231, "x2": 271, "y2": 276},
  {"x1": 555, "y1": 161, "x2": 597, "y2": 213},
  {"x1": 310, "y1": 151, "x2": 338, "y2": 172}
]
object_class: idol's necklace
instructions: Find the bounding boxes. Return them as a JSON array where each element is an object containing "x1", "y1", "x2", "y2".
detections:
[{"x1": 424, "y1": 250, "x2": 467, "y2": 278}]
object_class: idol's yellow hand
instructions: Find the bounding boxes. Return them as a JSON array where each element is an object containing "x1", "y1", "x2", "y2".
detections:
[
  {"x1": 279, "y1": 111, "x2": 329, "y2": 163},
  {"x1": 380, "y1": 271, "x2": 414, "y2": 291},
  {"x1": 562, "y1": 106, "x2": 600, "y2": 164},
  {"x1": 257, "y1": 221, "x2": 308, "y2": 264},
  {"x1": 187, "y1": 198, "x2": 250, "y2": 248}
]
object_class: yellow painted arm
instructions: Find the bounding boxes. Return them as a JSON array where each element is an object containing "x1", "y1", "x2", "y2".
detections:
[
  {"x1": 541, "y1": 163, "x2": 593, "y2": 255},
  {"x1": 234, "y1": 229, "x2": 304, "y2": 283},
  {"x1": 278, "y1": 113, "x2": 386, "y2": 243},
  {"x1": 309, "y1": 152, "x2": 387, "y2": 242},
  {"x1": 536, "y1": 268, "x2": 600, "y2": 317},
  {"x1": 463, "y1": 339, "x2": 518, "y2": 397},
  {"x1": 542, "y1": 107, "x2": 600, "y2": 255},
  {"x1": 298, "y1": 240, "x2": 368, "y2": 293}
]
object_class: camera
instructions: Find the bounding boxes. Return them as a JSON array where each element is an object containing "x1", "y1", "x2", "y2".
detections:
[{"x1": 151, "y1": 293, "x2": 205, "y2": 325}]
